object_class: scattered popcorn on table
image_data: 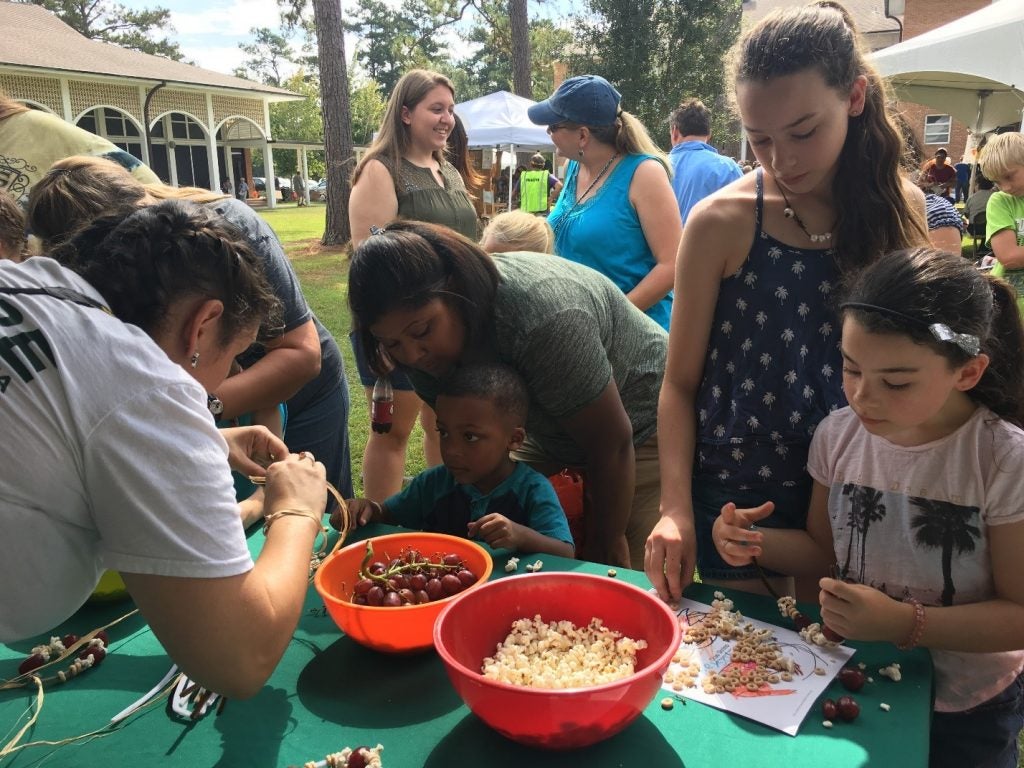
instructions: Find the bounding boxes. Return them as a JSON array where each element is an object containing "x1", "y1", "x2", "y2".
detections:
[
  {"x1": 879, "y1": 663, "x2": 902, "y2": 682},
  {"x1": 822, "y1": 719, "x2": 834, "y2": 729},
  {"x1": 660, "y1": 697, "x2": 674, "y2": 710},
  {"x1": 524, "y1": 560, "x2": 544, "y2": 573},
  {"x1": 481, "y1": 615, "x2": 647, "y2": 688},
  {"x1": 880, "y1": 702, "x2": 891, "y2": 711},
  {"x1": 504, "y1": 557, "x2": 520, "y2": 573},
  {"x1": 857, "y1": 662, "x2": 867, "y2": 670},
  {"x1": 607, "y1": 569, "x2": 617, "y2": 578}
]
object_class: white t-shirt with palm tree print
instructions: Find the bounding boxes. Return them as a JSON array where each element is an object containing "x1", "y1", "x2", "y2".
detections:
[{"x1": 809, "y1": 405, "x2": 1024, "y2": 712}]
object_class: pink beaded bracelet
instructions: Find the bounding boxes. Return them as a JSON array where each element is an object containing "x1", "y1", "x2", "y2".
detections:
[{"x1": 896, "y1": 599, "x2": 926, "y2": 650}]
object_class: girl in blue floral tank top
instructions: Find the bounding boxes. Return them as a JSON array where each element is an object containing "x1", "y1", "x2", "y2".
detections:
[
  {"x1": 695, "y1": 168, "x2": 845, "y2": 490},
  {"x1": 646, "y1": 4, "x2": 929, "y2": 601}
]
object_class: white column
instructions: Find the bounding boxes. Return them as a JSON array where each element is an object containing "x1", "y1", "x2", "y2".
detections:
[
  {"x1": 59, "y1": 79, "x2": 73, "y2": 122},
  {"x1": 301, "y1": 148, "x2": 311, "y2": 205},
  {"x1": 264, "y1": 139, "x2": 277, "y2": 210},
  {"x1": 137, "y1": 86, "x2": 151, "y2": 165},
  {"x1": 262, "y1": 99, "x2": 276, "y2": 209},
  {"x1": 205, "y1": 93, "x2": 219, "y2": 192},
  {"x1": 165, "y1": 116, "x2": 179, "y2": 188}
]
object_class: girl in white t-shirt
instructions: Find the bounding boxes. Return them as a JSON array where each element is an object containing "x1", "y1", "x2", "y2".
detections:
[{"x1": 713, "y1": 247, "x2": 1024, "y2": 768}]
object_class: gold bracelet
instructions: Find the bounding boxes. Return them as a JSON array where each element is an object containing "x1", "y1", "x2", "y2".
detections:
[{"x1": 262, "y1": 508, "x2": 322, "y2": 535}]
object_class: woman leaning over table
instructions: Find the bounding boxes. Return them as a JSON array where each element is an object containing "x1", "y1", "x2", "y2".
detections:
[
  {"x1": 527, "y1": 75, "x2": 682, "y2": 331},
  {"x1": 27, "y1": 156, "x2": 353, "y2": 503},
  {"x1": 0, "y1": 200, "x2": 327, "y2": 699},
  {"x1": 348, "y1": 220, "x2": 667, "y2": 570},
  {"x1": 348, "y1": 69, "x2": 480, "y2": 502}
]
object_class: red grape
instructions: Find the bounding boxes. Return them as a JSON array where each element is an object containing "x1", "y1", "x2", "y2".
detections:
[
  {"x1": 822, "y1": 698, "x2": 838, "y2": 720},
  {"x1": 425, "y1": 578, "x2": 444, "y2": 601},
  {"x1": 442, "y1": 553, "x2": 463, "y2": 567},
  {"x1": 368, "y1": 561, "x2": 386, "y2": 576},
  {"x1": 62, "y1": 634, "x2": 79, "y2": 648},
  {"x1": 18, "y1": 653, "x2": 45, "y2": 676},
  {"x1": 414, "y1": 589, "x2": 430, "y2": 604},
  {"x1": 79, "y1": 645, "x2": 106, "y2": 665},
  {"x1": 366, "y1": 586, "x2": 385, "y2": 606},
  {"x1": 838, "y1": 667, "x2": 866, "y2": 692},
  {"x1": 441, "y1": 574, "x2": 463, "y2": 596},
  {"x1": 456, "y1": 569, "x2": 477, "y2": 587},
  {"x1": 348, "y1": 748, "x2": 371, "y2": 768},
  {"x1": 383, "y1": 591, "x2": 403, "y2": 607},
  {"x1": 353, "y1": 578, "x2": 374, "y2": 596},
  {"x1": 398, "y1": 588, "x2": 416, "y2": 604},
  {"x1": 836, "y1": 695, "x2": 860, "y2": 721},
  {"x1": 409, "y1": 574, "x2": 428, "y2": 591}
]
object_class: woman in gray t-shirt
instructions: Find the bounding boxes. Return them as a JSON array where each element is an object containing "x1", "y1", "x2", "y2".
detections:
[{"x1": 348, "y1": 219, "x2": 667, "y2": 570}]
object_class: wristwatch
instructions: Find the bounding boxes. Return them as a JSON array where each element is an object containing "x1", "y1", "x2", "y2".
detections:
[{"x1": 207, "y1": 394, "x2": 224, "y2": 417}]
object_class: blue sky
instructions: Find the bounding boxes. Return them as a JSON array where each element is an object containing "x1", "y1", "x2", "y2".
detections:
[{"x1": 120, "y1": 0, "x2": 571, "y2": 78}]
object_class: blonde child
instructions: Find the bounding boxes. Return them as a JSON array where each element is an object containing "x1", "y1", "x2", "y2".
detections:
[
  {"x1": 979, "y1": 132, "x2": 1024, "y2": 316},
  {"x1": 713, "y1": 247, "x2": 1024, "y2": 768},
  {"x1": 480, "y1": 210, "x2": 555, "y2": 254},
  {"x1": 646, "y1": 1, "x2": 927, "y2": 601}
]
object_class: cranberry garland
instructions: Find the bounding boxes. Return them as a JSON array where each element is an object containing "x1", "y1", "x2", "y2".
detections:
[
  {"x1": 752, "y1": 558, "x2": 845, "y2": 647},
  {"x1": 11, "y1": 630, "x2": 110, "y2": 685}
]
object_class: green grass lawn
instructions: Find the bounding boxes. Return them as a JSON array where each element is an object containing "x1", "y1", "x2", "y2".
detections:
[{"x1": 257, "y1": 204, "x2": 428, "y2": 496}]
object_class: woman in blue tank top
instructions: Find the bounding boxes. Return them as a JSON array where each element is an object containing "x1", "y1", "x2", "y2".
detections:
[
  {"x1": 528, "y1": 76, "x2": 681, "y2": 331},
  {"x1": 645, "y1": 3, "x2": 928, "y2": 603}
]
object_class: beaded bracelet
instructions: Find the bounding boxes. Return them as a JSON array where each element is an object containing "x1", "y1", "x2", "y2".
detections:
[
  {"x1": 896, "y1": 599, "x2": 926, "y2": 650},
  {"x1": 262, "y1": 508, "x2": 323, "y2": 535}
]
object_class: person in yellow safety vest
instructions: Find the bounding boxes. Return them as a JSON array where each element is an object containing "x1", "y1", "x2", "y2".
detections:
[{"x1": 517, "y1": 153, "x2": 562, "y2": 214}]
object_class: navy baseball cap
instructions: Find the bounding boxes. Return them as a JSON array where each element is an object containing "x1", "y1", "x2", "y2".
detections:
[{"x1": 528, "y1": 75, "x2": 622, "y2": 127}]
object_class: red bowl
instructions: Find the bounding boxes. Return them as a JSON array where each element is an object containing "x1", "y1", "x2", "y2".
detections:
[
  {"x1": 314, "y1": 532, "x2": 493, "y2": 653},
  {"x1": 433, "y1": 572, "x2": 681, "y2": 749}
]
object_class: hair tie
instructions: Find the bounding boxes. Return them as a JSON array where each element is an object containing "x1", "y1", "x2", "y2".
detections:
[
  {"x1": 47, "y1": 168, "x2": 72, "y2": 177},
  {"x1": 841, "y1": 301, "x2": 981, "y2": 357},
  {"x1": 369, "y1": 225, "x2": 386, "y2": 236}
]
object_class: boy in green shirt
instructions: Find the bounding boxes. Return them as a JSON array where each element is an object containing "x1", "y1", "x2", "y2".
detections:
[{"x1": 980, "y1": 133, "x2": 1024, "y2": 316}]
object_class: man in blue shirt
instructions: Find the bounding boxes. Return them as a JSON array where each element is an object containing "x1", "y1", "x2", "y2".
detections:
[{"x1": 667, "y1": 98, "x2": 742, "y2": 225}]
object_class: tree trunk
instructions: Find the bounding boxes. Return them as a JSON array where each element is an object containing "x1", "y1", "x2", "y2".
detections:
[
  {"x1": 509, "y1": 0, "x2": 531, "y2": 98},
  {"x1": 313, "y1": 0, "x2": 353, "y2": 246}
]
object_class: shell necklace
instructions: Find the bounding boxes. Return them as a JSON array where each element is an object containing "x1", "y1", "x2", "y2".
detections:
[{"x1": 777, "y1": 181, "x2": 834, "y2": 244}]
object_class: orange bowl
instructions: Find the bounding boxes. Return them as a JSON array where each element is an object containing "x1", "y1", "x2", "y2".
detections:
[
  {"x1": 314, "y1": 532, "x2": 493, "y2": 653},
  {"x1": 433, "y1": 572, "x2": 681, "y2": 749}
]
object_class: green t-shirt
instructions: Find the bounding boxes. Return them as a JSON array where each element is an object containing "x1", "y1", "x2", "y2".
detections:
[
  {"x1": 0, "y1": 110, "x2": 159, "y2": 205},
  {"x1": 985, "y1": 190, "x2": 1024, "y2": 315},
  {"x1": 407, "y1": 252, "x2": 667, "y2": 465}
]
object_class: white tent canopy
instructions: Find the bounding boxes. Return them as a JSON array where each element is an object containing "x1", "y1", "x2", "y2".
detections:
[
  {"x1": 455, "y1": 90, "x2": 555, "y2": 151},
  {"x1": 871, "y1": 1, "x2": 1024, "y2": 133}
]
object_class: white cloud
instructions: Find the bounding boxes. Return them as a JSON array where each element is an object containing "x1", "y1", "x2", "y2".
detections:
[
  {"x1": 170, "y1": 0, "x2": 284, "y2": 36},
  {"x1": 180, "y1": 44, "x2": 250, "y2": 75}
]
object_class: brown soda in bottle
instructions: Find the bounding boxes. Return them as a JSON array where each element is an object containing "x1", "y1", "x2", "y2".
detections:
[{"x1": 371, "y1": 376, "x2": 394, "y2": 434}]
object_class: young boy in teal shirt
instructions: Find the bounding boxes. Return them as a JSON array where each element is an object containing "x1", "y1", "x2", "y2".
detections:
[{"x1": 335, "y1": 363, "x2": 574, "y2": 558}]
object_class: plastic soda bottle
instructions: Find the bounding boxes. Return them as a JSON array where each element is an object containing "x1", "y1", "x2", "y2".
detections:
[{"x1": 371, "y1": 376, "x2": 394, "y2": 434}]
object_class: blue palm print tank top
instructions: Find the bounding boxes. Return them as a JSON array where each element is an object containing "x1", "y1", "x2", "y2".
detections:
[{"x1": 694, "y1": 169, "x2": 847, "y2": 488}]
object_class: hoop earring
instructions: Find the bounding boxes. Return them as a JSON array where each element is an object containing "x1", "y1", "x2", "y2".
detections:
[{"x1": 190, "y1": 351, "x2": 200, "y2": 368}]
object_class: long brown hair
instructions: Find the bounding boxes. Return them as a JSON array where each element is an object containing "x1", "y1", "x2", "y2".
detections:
[
  {"x1": 27, "y1": 155, "x2": 225, "y2": 249},
  {"x1": 446, "y1": 112, "x2": 483, "y2": 194},
  {"x1": 351, "y1": 69, "x2": 456, "y2": 189},
  {"x1": 731, "y1": 1, "x2": 927, "y2": 273}
]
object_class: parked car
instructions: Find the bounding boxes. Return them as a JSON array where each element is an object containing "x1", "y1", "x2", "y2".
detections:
[{"x1": 310, "y1": 178, "x2": 327, "y2": 202}]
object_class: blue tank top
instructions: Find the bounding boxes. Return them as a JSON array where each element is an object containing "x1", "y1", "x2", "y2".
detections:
[
  {"x1": 694, "y1": 169, "x2": 847, "y2": 488},
  {"x1": 549, "y1": 154, "x2": 672, "y2": 329}
]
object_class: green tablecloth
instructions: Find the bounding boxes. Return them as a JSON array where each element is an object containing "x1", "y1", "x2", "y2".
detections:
[{"x1": 0, "y1": 524, "x2": 932, "y2": 767}]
